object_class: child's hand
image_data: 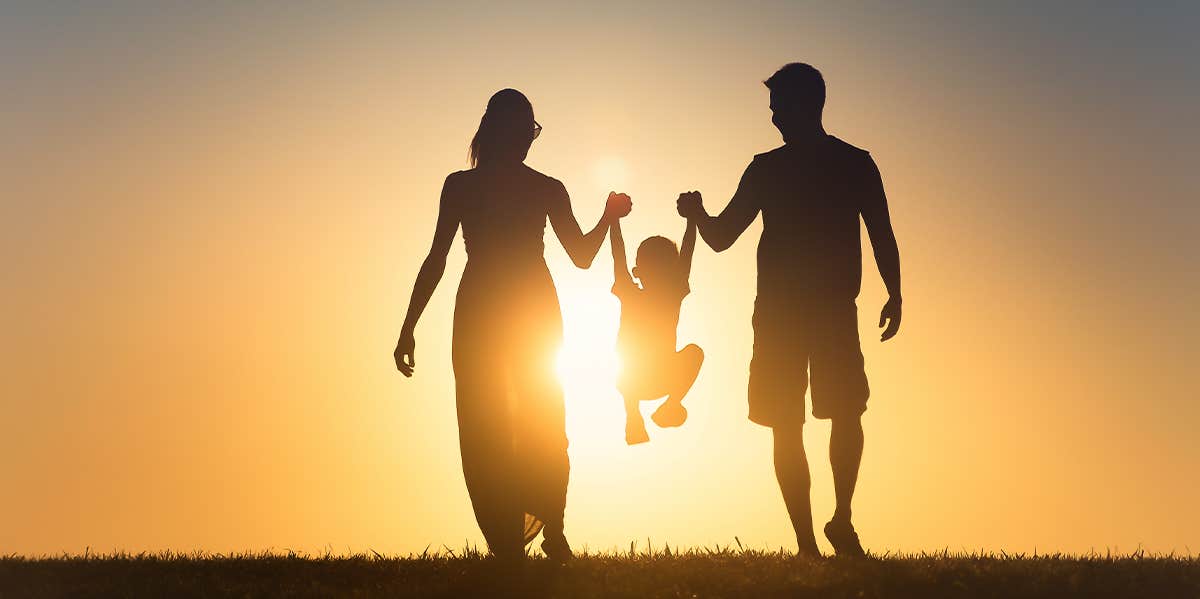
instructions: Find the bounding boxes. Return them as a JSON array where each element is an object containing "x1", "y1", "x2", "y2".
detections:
[{"x1": 604, "y1": 192, "x2": 632, "y2": 221}]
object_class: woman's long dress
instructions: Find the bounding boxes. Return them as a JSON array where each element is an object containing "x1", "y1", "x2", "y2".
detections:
[{"x1": 449, "y1": 164, "x2": 570, "y2": 556}]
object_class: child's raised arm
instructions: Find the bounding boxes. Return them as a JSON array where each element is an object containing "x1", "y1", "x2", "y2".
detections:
[
  {"x1": 610, "y1": 219, "x2": 634, "y2": 291},
  {"x1": 679, "y1": 217, "x2": 697, "y2": 284}
]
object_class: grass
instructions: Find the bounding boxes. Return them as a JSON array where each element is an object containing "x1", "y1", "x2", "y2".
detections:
[{"x1": 2, "y1": 545, "x2": 1198, "y2": 598}]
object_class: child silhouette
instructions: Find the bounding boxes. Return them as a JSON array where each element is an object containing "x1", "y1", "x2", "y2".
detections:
[{"x1": 610, "y1": 212, "x2": 704, "y2": 445}]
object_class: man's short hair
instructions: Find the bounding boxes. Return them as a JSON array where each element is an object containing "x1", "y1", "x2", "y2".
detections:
[{"x1": 764, "y1": 63, "x2": 825, "y2": 115}]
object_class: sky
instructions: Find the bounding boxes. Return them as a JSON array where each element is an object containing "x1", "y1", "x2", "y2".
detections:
[{"x1": 2, "y1": 1, "x2": 1198, "y2": 556}]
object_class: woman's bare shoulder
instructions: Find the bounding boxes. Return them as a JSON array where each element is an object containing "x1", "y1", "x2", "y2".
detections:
[
  {"x1": 434, "y1": 170, "x2": 474, "y2": 210},
  {"x1": 442, "y1": 169, "x2": 476, "y2": 192},
  {"x1": 520, "y1": 165, "x2": 567, "y2": 198}
]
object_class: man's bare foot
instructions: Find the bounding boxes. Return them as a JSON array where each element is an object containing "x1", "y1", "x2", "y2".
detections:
[
  {"x1": 651, "y1": 402, "x2": 687, "y2": 428},
  {"x1": 824, "y1": 519, "x2": 866, "y2": 557}
]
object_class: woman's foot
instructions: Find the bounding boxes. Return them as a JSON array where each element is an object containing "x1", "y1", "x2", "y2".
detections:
[
  {"x1": 541, "y1": 532, "x2": 573, "y2": 563},
  {"x1": 491, "y1": 549, "x2": 526, "y2": 565},
  {"x1": 651, "y1": 402, "x2": 687, "y2": 428}
]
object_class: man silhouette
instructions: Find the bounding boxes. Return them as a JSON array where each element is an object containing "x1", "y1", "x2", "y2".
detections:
[{"x1": 677, "y1": 63, "x2": 901, "y2": 557}]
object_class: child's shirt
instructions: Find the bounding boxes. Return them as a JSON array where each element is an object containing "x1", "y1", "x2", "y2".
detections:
[{"x1": 613, "y1": 274, "x2": 690, "y2": 362}]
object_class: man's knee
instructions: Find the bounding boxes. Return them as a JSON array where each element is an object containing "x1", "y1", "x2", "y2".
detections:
[
  {"x1": 772, "y1": 420, "x2": 810, "y2": 486},
  {"x1": 772, "y1": 420, "x2": 805, "y2": 447},
  {"x1": 830, "y1": 414, "x2": 863, "y2": 435}
]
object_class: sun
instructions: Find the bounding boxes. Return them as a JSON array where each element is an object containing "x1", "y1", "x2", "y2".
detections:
[
  {"x1": 555, "y1": 336, "x2": 621, "y2": 397},
  {"x1": 555, "y1": 296, "x2": 621, "y2": 398},
  {"x1": 592, "y1": 156, "x2": 631, "y2": 191}
]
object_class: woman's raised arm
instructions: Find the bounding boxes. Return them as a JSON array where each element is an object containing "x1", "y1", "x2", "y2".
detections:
[
  {"x1": 395, "y1": 174, "x2": 462, "y2": 377},
  {"x1": 548, "y1": 187, "x2": 631, "y2": 269}
]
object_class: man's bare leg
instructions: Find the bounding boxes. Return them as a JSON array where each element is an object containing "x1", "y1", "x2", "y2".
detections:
[
  {"x1": 823, "y1": 414, "x2": 866, "y2": 556},
  {"x1": 829, "y1": 415, "x2": 863, "y2": 524},
  {"x1": 773, "y1": 423, "x2": 820, "y2": 555}
]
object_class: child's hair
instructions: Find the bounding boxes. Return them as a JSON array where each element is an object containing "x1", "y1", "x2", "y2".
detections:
[{"x1": 635, "y1": 236, "x2": 680, "y2": 273}]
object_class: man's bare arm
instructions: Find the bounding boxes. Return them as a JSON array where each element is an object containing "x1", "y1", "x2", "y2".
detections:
[
  {"x1": 677, "y1": 192, "x2": 758, "y2": 253},
  {"x1": 861, "y1": 158, "x2": 902, "y2": 341},
  {"x1": 676, "y1": 162, "x2": 761, "y2": 252}
]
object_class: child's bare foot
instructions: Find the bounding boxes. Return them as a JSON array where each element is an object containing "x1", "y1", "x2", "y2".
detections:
[
  {"x1": 626, "y1": 415, "x2": 650, "y2": 445},
  {"x1": 651, "y1": 402, "x2": 687, "y2": 428}
]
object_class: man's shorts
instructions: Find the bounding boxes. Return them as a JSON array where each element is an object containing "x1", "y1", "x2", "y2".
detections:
[{"x1": 747, "y1": 299, "x2": 869, "y2": 427}]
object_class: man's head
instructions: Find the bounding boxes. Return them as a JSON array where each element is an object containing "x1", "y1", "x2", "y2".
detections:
[
  {"x1": 764, "y1": 63, "x2": 825, "y2": 140},
  {"x1": 632, "y1": 236, "x2": 680, "y2": 288}
]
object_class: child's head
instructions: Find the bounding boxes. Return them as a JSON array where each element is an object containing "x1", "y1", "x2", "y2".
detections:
[{"x1": 632, "y1": 236, "x2": 680, "y2": 287}]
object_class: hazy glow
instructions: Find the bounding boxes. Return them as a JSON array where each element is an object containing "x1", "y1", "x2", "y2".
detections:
[
  {"x1": 1, "y1": 2, "x2": 1197, "y2": 556},
  {"x1": 592, "y1": 156, "x2": 631, "y2": 192},
  {"x1": 555, "y1": 310, "x2": 622, "y2": 399}
]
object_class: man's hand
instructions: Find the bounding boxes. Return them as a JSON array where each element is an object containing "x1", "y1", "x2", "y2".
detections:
[
  {"x1": 878, "y1": 297, "x2": 902, "y2": 342},
  {"x1": 676, "y1": 191, "x2": 705, "y2": 220},
  {"x1": 395, "y1": 331, "x2": 416, "y2": 377},
  {"x1": 604, "y1": 192, "x2": 632, "y2": 221}
]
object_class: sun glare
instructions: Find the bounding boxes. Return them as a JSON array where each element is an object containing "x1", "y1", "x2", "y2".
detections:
[
  {"x1": 592, "y1": 156, "x2": 630, "y2": 191},
  {"x1": 555, "y1": 317, "x2": 621, "y2": 399},
  {"x1": 554, "y1": 288, "x2": 627, "y2": 452},
  {"x1": 555, "y1": 338, "x2": 621, "y2": 394}
]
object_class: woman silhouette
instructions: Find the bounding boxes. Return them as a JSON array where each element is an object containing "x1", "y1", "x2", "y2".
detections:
[{"x1": 395, "y1": 89, "x2": 630, "y2": 561}]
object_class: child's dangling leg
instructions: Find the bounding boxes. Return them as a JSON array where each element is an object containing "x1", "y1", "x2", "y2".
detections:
[
  {"x1": 624, "y1": 394, "x2": 650, "y2": 445},
  {"x1": 651, "y1": 344, "x2": 704, "y2": 428}
]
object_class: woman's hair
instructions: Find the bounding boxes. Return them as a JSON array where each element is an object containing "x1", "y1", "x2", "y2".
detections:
[{"x1": 469, "y1": 89, "x2": 535, "y2": 167}]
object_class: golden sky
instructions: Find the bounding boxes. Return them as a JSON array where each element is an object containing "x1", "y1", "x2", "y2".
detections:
[{"x1": 2, "y1": 2, "x2": 1197, "y2": 555}]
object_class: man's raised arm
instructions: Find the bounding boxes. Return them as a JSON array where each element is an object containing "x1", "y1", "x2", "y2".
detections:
[{"x1": 676, "y1": 162, "x2": 762, "y2": 253}]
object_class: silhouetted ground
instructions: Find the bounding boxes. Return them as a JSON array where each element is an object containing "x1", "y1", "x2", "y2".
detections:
[{"x1": 3, "y1": 547, "x2": 1197, "y2": 598}]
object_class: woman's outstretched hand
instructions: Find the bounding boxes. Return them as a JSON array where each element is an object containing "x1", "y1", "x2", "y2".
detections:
[
  {"x1": 604, "y1": 192, "x2": 632, "y2": 221},
  {"x1": 395, "y1": 331, "x2": 416, "y2": 377}
]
